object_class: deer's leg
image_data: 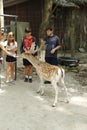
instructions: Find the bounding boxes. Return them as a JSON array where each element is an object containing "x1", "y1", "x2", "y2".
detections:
[
  {"x1": 37, "y1": 82, "x2": 41, "y2": 93},
  {"x1": 40, "y1": 83, "x2": 45, "y2": 96},
  {"x1": 37, "y1": 78, "x2": 45, "y2": 95},
  {"x1": 60, "y1": 78, "x2": 69, "y2": 103},
  {"x1": 51, "y1": 81, "x2": 58, "y2": 107}
]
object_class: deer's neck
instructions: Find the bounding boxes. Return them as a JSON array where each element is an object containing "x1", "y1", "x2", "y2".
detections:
[{"x1": 27, "y1": 55, "x2": 41, "y2": 68}]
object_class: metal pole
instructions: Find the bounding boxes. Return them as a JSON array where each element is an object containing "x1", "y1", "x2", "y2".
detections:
[
  {"x1": 0, "y1": 0, "x2": 4, "y2": 28},
  {"x1": 14, "y1": 17, "x2": 17, "y2": 80},
  {"x1": 0, "y1": 14, "x2": 18, "y2": 18},
  {"x1": 0, "y1": 63, "x2": 1, "y2": 88}
]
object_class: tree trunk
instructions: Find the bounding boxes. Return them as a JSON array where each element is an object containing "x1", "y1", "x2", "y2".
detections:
[
  {"x1": 39, "y1": 0, "x2": 53, "y2": 38},
  {"x1": 68, "y1": 10, "x2": 75, "y2": 57}
]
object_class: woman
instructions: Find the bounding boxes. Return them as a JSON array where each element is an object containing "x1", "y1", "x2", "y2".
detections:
[{"x1": 5, "y1": 32, "x2": 17, "y2": 83}]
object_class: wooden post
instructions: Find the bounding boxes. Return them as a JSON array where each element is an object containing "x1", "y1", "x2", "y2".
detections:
[{"x1": 14, "y1": 17, "x2": 17, "y2": 80}]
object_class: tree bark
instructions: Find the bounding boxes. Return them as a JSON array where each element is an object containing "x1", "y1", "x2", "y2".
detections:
[
  {"x1": 70, "y1": 10, "x2": 75, "y2": 57},
  {"x1": 39, "y1": 0, "x2": 53, "y2": 38}
]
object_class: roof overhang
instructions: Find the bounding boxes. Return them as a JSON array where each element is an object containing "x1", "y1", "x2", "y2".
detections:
[
  {"x1": 54, "y1": 0, "x2": 79, "y2": 8},
  {"x1": 68, "y1": 0, "x2": 87, "y2": 5},
  {"x1": 4, "y1": 0, "x2": 28, "y2": 7}
]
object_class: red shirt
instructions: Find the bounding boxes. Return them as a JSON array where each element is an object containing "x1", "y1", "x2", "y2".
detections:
[{"x1": 23, "y1": 37, "x2": 34, "y2": 51}]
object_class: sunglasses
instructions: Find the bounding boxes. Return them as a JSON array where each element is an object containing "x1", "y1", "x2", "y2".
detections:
[{"x1": 9, "y1": 34, "x2": 14, "y2": 37}]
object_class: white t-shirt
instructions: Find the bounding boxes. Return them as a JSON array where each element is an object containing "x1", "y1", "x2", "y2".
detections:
[
  {"x1": 0, "y1": 39, "x2": 5, "y2": 46},
  {"x1": 4, "y1": 41, "x2": 17, "y2": 55}
]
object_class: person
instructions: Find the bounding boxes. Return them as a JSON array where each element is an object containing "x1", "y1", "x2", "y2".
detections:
[
  {"x1": 0, "y1": 30, "x2": 5, "y2": 44},
  {"x1": 0, "y1": 30, "x2": 8, "y2": 66},
  {"x1": 0, "y1": 30, "x2": 5, "y2": 58},
  {"x1": 43, "y1": 27, "x2": 61, "y2": 84},
  {"x1": 5, "y1": 32, "x2": 17, "y2": 83},
  {"x1": 20, "y1": 27, "x2": 37, "y2": 83},
  {"x1": 45, "y1": 27, "x2": 61, "y2": 66}
]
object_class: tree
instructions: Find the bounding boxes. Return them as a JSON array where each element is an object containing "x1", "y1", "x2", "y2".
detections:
[{"x1": 39, "y1": 0, "x2": 54, "y2": 38}]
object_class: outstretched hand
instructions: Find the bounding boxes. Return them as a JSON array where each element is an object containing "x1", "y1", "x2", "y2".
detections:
[{"x1": 13, "y1": 55, "x2": 19, "y2": 58}]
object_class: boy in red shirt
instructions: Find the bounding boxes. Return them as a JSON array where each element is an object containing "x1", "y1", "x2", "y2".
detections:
[{"x1": 20, "y1": 28, "x2": 36, "y2": 82}]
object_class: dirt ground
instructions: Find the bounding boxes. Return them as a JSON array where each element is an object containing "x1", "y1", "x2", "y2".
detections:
[
  {"x1": 0, "y1": 52, "x2": 87, "y2": 130},
  {"x1": 60, "y1": 51, "x2": 87, "y2": 86}
]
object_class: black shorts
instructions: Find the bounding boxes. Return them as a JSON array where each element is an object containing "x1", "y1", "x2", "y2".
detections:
[
  {"x1": 6, "y1": 55, "x2": 16, "y2": 62},
  {"x1": 23, "y1": 58, "x2": 32, "y2": 66}
]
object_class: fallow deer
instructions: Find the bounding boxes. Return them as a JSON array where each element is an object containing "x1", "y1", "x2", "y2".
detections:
[
  {"x1": 0, "y1": 42, "x2": 69, "y2": 107},
  {"x1": 19, "y1": 51, "x2": 69, "y2": 107}
]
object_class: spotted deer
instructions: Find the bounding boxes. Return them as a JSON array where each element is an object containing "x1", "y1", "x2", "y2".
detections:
[
  {"x1": 19, "y1": 50, "x2": 69, "y2": 107},
  {"x1": 0, "y1": 42, "x2": 69, "y2": 107}
]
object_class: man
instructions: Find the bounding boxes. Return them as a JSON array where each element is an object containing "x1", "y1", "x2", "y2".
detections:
[
  {"x1": 44, "y1": 27, "x2": 61, "y2": 83},
  {"x1": 20, "y1": 27, "x2": 37, "y2": 83},
  {"x1": 45, "y1": 27, "x2": 61, "y2": 66}
]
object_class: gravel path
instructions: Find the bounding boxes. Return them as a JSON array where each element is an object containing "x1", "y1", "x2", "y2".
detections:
[{"x1": 0, "y1": 58, "x2": 87, "y2": 130}]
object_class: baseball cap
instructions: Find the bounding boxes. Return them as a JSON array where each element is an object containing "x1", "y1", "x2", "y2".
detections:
[{"x1": 25, "y1": 27, "x2": 31, "y2": 33}]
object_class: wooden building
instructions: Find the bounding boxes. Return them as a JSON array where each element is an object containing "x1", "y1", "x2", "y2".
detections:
[
  {"x1": 54, "y1": 0, "x2": 87, "y2": 51},
  {"x1": 3, "y1": 0, "x2": 87, "y2": 51},
  {"x1": 3, "y1": 0, "x2": 43, "y2": 38}
]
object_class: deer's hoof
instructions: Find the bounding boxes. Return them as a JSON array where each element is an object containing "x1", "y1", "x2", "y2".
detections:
[
  {"x1": 40, "y1": 92, "x2": 44, "y2": 96},
  {"x1": 65, "y1": 99, "x2": 69, "y2": 103},
  {"x1": 37, "y1": 90, "x2": 40, "y2": 93},
  {"x1": 66, "y1": 100, "x2": 69, "y2": 103},
  {"x1": 52, "y1": 104, "x2": 56, "y2": 107}
]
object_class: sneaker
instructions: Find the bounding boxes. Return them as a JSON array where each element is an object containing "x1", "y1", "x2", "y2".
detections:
[
  {"x1": 6, "y1": 80, "x2": 10, "y2": 83},
  {"x1": 44, "y1": 81, "x2": 51, "y2": 84},
  {"x1": 24, "y1": 77, "x2": 28, "y2": 82},
  {"x1": 10, "y1": 79, "x2": 14, "y2": 82},
  {"x1": 29, "y1": 78, "x2": 32, "y2": 83}
]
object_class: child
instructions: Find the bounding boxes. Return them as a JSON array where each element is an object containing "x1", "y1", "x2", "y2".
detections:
[{"x1": 5, "y1": 32, "x2": 17, "y2": 82}]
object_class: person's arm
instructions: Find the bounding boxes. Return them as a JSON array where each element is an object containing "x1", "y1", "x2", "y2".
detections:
[
  {"x1": 0, "y1": 44, "x2": 16, "y2": 57},
  {"x1": 50, "y1": 36, "x2": 61, "y2": 54},
  {"x1": 50, "y1": 45, "x2": 61, "y2": 54}
]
